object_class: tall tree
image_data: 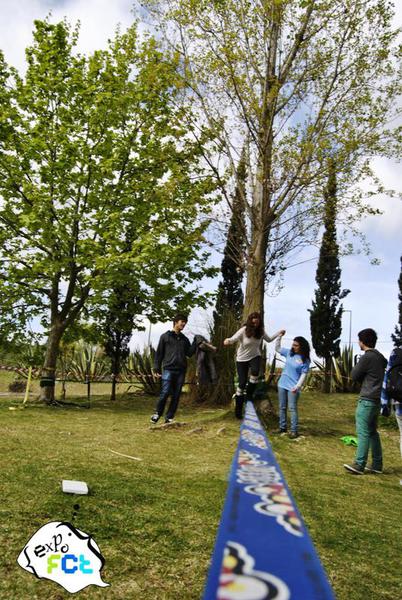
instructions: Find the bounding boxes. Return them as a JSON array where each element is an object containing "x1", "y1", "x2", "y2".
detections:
[
  {"x1": 309, "y1": 159, "x2": 349, "y2": 393},
  {"x1": 101, "y1": 285, "x2": 140, "y2": 402},
  {"x1": 391, "y1": 256, "x2": 402, "y2": 347},
  {"x1": 0, "y1": 20, "x2": 216, "y2": 403},
  {"x1": 211, "y1": 149, "x2": 247, "y2": 403},
  {"x1": 144, "y1": 0, "x2": 401, "y2": 320},
  {"x1": 213, "y1": 148, "x2": 247, "y2": 327}
]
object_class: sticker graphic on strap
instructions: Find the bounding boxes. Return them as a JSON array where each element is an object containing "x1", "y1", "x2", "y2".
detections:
[{"x1": 218, "y1": 541, "x2": 290, "y2": 600}]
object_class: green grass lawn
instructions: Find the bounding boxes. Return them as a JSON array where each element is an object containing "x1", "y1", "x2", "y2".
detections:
[{"x1": 0, "y1": 389, "x2": 401, "y2": 599}]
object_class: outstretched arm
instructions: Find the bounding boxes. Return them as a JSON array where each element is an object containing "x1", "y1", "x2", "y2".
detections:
[
  {"x1": 223, "y1": 327, "x2": 244, "y2": 346},
  {"x1": 264, "y1": 328, "x2": 286, "y2": 343},
  {"x1": 275, "y1": 336, "x2": 282, "y2": 353},
  {"x1": 199, "y1": 341, "x2": 217, "y2": 352}
]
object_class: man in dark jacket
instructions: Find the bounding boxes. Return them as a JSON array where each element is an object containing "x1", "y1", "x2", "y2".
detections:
[
  {"x1": 150, "y1": 314, "x2": 196, "y2": 424},
  {"x1": 344, "y1": 328, "x2": 387, "y2": 475}
]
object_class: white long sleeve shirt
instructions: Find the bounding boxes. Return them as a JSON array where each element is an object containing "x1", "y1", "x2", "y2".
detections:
[{"x1": 226, "y1": 326, "x2": 281, "y2": 362}]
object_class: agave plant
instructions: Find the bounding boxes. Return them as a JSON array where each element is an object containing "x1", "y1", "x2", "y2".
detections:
[
  {"x1": 332, "y1": 345, "x2": 359, "y2": 393},
  {"x1": 308, "y1": 346, "x2": 359, "y2": 393},
  {"x1": 122, "y1": 347, "x2": 159, "y2": 396},
  {"x1": 66, "y1": 343, "x2": 110, "y2": 382}
]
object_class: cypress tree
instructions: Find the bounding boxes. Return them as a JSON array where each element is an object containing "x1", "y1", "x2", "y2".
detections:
[
  {"x1": 213, "y1": 154, "x2": 247, "y2": 326},
  {"x1": 211, "y1": 150, "x2": 247, "y2": 403},
  {"x1": 391, "y1": 256, "x2": 402, "y2": 347},
  {"x1": 309, "y1": 160, "x2": 349, "y2": 393},
  {"x1": 103, "y1": 282, "x2": 139, "y2": 402}
]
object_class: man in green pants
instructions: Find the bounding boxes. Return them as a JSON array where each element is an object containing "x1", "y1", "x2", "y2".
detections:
[{"x1": 344, "y1": 328, "x2": 387, "y2": 475}]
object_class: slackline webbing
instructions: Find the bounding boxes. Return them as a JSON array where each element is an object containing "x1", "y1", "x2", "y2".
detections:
[{"x1": 202, "y1": 402, "x2": 335, "y2": 600}]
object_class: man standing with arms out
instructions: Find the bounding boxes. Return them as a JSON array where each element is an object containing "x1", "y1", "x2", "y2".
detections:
[
  {"x1": 150, "y1": 314, "x2": 196, "y2": 424},
  {"x1": 344, "y1": 328, "x2": 387, "y2": 475}
]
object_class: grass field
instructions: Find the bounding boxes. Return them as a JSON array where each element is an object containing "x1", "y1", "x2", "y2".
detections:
[{"x1": 0, "y1": 387, "x2": 401, "y2": 599}]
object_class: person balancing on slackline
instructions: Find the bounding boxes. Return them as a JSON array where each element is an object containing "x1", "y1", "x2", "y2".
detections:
[{"x1": 224, "y1": 312, "x2": 285, "y2": 419}]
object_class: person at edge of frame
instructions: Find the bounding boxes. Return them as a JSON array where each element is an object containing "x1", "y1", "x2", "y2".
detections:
[
  {"x1": 343, "y1": 328, "x2": 387, "y2": 475},
  {"x1": 380, "y1": 343, "x2": 402, "y2": 485},
  {"x1": 223, "y1": 311, "x2": 285, "y2": 419},
  {"x1": 150, "y1": 313, "x2": 196, "y2": 425}
]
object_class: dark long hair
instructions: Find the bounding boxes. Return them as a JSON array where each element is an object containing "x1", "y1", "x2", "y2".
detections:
[
  {"x1": 290, "y1": 336, "x2": 310, "y2": 362},
  {"x1": 244, "y1": 312, "x2": 264, "y2": 339}
]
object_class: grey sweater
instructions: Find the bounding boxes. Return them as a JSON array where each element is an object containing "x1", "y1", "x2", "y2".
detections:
[{"x1": 351, "y1": 349, "x2": 387, "y2": 402}]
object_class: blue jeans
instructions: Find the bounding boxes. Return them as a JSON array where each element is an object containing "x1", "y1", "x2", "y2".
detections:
[
  {"x1": 355, "y1": 398, "x2": 382, "y2": 469},
  {"x1": 155, "y1": 369, "x2": 185, "y2": 419},
  {"x1": 278, "y1": 386, "x2": 300, "y2": 433}
]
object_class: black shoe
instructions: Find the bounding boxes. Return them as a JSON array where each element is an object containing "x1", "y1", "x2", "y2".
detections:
[
  {"x1": 234, "y1": 395, "x2": 244, "y2": 419},
  {"x1": 288, "y1": 432, "x2": 299, "y2": 439},
  {"x1": 245, "y1": 382, "x2": 257, "y2": 403},
  {"x1": 343, "y1": 462, "x2": 364, "y2": 475},
  {"x1": 364, "y1": 465, "x2": 383, "y2": 474},
  {"x1": 165, "y1": 418, "x2": 174, "y2": 424},
  {"x1": 273, "y1": 429, "x2": 287, "y2": 435},
  {"x1": 150, "y1": 413, "x2": 160, "y2": 424}
]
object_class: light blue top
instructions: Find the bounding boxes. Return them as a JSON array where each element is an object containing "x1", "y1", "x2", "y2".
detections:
[{"x1": 278, "y1": 348, "x2": 310, "y2": 391}]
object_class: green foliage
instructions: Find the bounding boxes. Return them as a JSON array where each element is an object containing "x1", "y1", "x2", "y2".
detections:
[
  {"x1": 331, "y1": 346, "x2": 360, "y2": 394},
  {"x1": 213, "y1": 148, "x2": 247, "y2": 326},
  {"x1": 100, "y1": 278, "x2": 140, "y2": 382},
  {"x1": 144, "y1": 0, "x2": 402, "y2": 315},
  {"x1": 0, "y1": 338, "x2": 44, "y2": 369},
  {"x1": 391, "y1": 256, "x2": 402, "y2": 347},
  {"x1": 309, "y1": 160, "x2": 350, "y2": 391},
  {"x1": 210, "y1": 149, "x2": 247, "y2": 405},
  {"x1": 210, "y1": 308, "x2": 239, "y2": 404},
  {"x1": 60, "y1": 342, "x2": 109, "y2": 382},
  {"x1": 0, "y1": 18, "x2": 218, "y2": 397},
  {"x1": 122, "y1": 347, "x2": 160, "y2": 396},
  {"x1": 17, "y1": 343, "x2": 45, "y2": 370},
  {"x1": 312, "y1": 346, "x2": 359, "y2": 393}
]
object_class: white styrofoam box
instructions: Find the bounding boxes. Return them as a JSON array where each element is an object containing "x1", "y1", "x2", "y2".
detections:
[{"x1": 61, "y1": 480, "x2": 89, "y2": 495}]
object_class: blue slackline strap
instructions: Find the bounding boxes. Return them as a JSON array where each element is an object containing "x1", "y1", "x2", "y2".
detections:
[{"x1": 202, "y1": 402, "x2": 335, "y2": 600}]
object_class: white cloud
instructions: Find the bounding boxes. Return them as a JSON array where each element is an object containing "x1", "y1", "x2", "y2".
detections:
[
  {"x1": 359, "y1": 157, "x2": 402, "y2": 238},
  {"x1": 0, "y1": 0, "x2": 136, "y2": 72}
]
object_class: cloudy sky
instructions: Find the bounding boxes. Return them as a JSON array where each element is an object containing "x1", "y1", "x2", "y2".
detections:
[{"x1": 1, "y1": 0, "x2": 401, "y2": 360}]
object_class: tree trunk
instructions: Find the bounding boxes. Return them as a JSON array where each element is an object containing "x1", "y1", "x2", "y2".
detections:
[
  {"x1": 323, "y1": 356, "x2": 332, "y2": 394},
  {"x1": 243, "y1": 221, "x2": 270, "y2": 319},
  {"x1": 39, "y1": 322, "x2": 65, "y2": 404},
  {"x1": 111, "y1": 374, "x2": 117, "y2": 402},
  {"x1": 110, "y1": 354, "x2": 120, "y2": 401},
  {"x1": 242, "y1": 6, "x2": 280, "y2": 321}
]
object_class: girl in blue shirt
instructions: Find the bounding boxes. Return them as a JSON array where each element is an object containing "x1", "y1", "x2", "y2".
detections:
[{"x1": 275, "y1": 334, "x2": 311, "y2": 438}]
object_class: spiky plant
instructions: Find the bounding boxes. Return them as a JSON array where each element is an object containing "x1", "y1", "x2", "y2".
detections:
[{"x1": 122, "y1": 348, "x2": 159, "y2": 396}]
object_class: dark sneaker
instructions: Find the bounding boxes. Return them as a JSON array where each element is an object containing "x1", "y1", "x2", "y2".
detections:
[
  {"x1": 273, "y1": 429, "x2": 287, "y2": 435},
  {"x1": 150, "y1": 413, "x2": 160, "y2": 424},
  {"x1": 165, "y1": 418, "x2": 174, "y2": 424},
  {"x1": 288, "y1": 432, "x2": 299, "y2": 439},
  {"x1": 234, "y1": 395, "x2": 244, "y2": 420},
  {"x1": 343, "y1": 462, "x2": 364, "y2": 475},
  {"x1": 364, "y1": 465, "x2": 383, "y2": 474}
]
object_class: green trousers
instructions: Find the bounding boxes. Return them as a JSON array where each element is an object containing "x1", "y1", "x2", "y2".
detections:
[{"x1": 355, "y1": 398, "x2": 383, "y2": 469}]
